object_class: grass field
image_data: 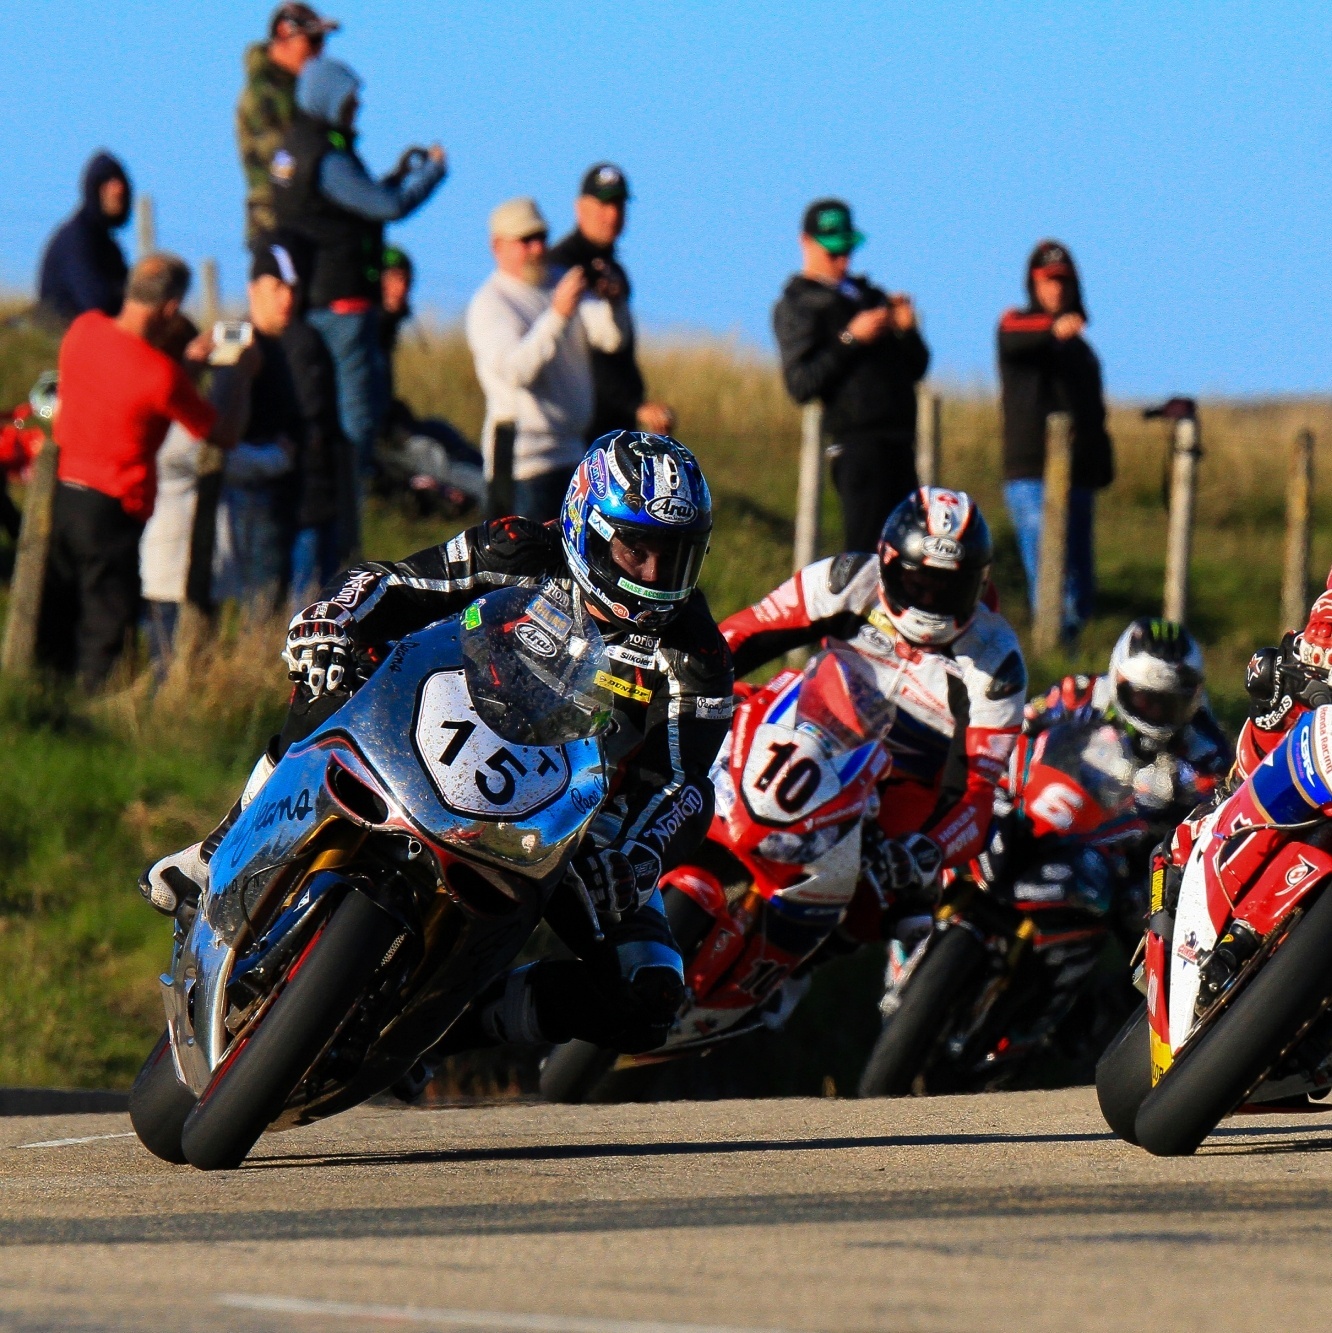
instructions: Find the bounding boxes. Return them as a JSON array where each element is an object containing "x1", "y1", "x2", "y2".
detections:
[{"x1": 2, "y1": 316, "x2": 1331, "y2": 1089}]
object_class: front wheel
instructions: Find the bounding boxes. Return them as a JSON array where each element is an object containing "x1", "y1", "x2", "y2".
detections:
[
  {"x1": 1094, "y1": 1000, "x2": 1151, "y2": 1144},
  {"x1": 129, "y1": 1029, "x2": 197, "y2": 1165},
  {"x1": 858, "y1": 924, "x2": 988, "y2": 1097},
  {"x1": 180, "y1": 889, "x2": 398, "y2": 1171},
  {"x1": 1135, "y1": 886, "x2": 1332, "y2": 1157}
]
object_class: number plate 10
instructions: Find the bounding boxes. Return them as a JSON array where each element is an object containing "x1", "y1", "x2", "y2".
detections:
[
  {"x1": 414, "y1": 670, "x2": 570, "y2": 819},
  {"x1": 740, "y1": 722, "x2": 840, "y2": 827}
]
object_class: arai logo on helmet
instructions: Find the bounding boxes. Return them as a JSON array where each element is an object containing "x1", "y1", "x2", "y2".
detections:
[
  {"x1": 645, "y1": 496, "x2": 698, "y2": 524},
  {"x1": 515, "y1": 623, "x2": 558, "y2": 658},
  {"x1": 921, "y1": 534, "x2": 964, "y2": 567}
]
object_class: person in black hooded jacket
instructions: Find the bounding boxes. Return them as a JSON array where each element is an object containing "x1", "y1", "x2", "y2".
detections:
[
  {"x1": 997, "y1": 239, "x2": 1113, "y2": 638},
  {"x1": 37, "y1": 153, "x2": 132, "y2": 325}
]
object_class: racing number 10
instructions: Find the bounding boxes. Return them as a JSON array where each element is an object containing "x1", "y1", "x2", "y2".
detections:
[
  {"x1": 754, "y1": 740, "x2": 821, "y2": 814},
  {"x1": 438, "y1": 720, "x2": 558, "y2": 805}
]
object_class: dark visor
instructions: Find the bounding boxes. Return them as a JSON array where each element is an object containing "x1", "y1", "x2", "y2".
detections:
[
  {"x1": 883, "y1": 560, "x2": 986, "y2": 622},
  {"x1": 598, "y1": 520, "x2": 709, "y2": 604},
  {"x1": 1116, "y1": 681, "x2": 1197, "y2": 729}
]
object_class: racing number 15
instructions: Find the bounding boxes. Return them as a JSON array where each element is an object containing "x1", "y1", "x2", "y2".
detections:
[
  {"x1": 754, "y1": 740, "x2": 821, "y2": 814},
  {"x1": 437, "y1": 720, "x2": 558, "y2": 805}
]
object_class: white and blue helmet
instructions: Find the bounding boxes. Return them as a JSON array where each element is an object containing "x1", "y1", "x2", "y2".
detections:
[{"x1": 561, "y1": 432, "x2": 713, "y2": 630}]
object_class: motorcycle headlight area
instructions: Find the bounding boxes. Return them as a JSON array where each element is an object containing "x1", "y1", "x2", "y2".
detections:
[{"x1": 756, "y1": 821, "x2": 853, "y2": 864}]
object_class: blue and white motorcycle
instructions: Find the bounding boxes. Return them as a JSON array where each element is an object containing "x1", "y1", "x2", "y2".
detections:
[{"x1": 130, "y1": 584, "x2": 614, "y2": 1171}]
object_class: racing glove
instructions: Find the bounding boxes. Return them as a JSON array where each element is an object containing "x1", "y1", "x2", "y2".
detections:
[
  {"x1": 283, "y1": 602, "x2": 355, "y2": 699},
  {"x1": 568, "y1": 842, "x2": 663, "y2": 917},
  {"x1": 864, "y1": 829, "x2": 944, "y2": 896}
]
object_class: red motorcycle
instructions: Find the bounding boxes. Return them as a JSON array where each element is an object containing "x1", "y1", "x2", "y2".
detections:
[
  {"x1": 540, "y1": 642, "x2": 890, "y2": 1101},
  {"x1": 1097, "y1": 735, "x2": 1332, "y2": 1155}
]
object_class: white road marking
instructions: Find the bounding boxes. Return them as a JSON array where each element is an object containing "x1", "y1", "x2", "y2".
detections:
[
  {"x1": 16, "y1": 1132, "x2": 137, "y2": 1150},
  {"x1": 217, "y1": 1294, "x2": 795, "y2": 1333}
]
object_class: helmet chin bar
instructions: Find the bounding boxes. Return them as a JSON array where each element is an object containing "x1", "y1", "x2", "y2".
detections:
[{"x1": 889, "y1": 603, "x2": 965, "y2": 648}]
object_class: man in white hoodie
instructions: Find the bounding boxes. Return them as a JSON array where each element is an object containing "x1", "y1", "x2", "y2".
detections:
[{"x1": 466, "y1": 196, "x2": 626, "y2": 522}]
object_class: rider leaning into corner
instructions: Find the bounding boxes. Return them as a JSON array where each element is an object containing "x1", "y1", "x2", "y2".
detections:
[
  {"x1": 142, "y1": 431, "x2": 734, "y2": 1065},
  {"x1": 720, "y1": 486, "x2": 1026, "y2": 949}
]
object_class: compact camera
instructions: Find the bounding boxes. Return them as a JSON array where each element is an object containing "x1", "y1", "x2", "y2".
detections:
[{"x1": 208, "y1": 320, "x2": 254, "y2": 366}]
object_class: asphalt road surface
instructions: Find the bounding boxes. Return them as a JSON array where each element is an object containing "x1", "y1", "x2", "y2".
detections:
[{"x1": 1, "y1": 1087, "x2": 1331, "y2": 1331}]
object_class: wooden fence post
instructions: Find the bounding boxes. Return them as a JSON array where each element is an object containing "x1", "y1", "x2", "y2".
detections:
[
  {"x1": 200, "y1": 258, "x2": 221, "y2": 328},
  {"x1": 1, "y1": 440, "x2": 59, "y2": 676},
  {"x1": 1282, "y1": 428, "x2": 1316, "y2": 635},
  {"x1": 136, "y1": 194, "x2": 156, "y2": 260},
  {"x1": 1163, "y1": 415, "x2": 1201, "y2": 623},
  {"x1": 1032, "y1": 412, "x2": 1071, "y2": 657},
  {"x1": 484, "y1": 422, "x2": 517, "y2": 522},
  {"x1": 915, "y1": 385, "x2": 941, "y2": 488},
  {"x1": 792, "y1": 402, "x2": 823, "y2": 573}
]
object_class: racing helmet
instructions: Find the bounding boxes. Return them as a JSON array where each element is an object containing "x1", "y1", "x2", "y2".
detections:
[
  {"x1": 1107, "y1": 618, "x2": 1204, "y2": 750},
  {"x1": 877, "y1": 487, "x2": 993, "y2": 647},
  {"x1": 561, "y1": 431, "x2": 713, "y2": 630}
]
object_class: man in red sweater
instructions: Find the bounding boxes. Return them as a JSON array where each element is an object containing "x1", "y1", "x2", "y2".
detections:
[{"x1": 39, "y1": 253, "x2": 258, "y2": 687}]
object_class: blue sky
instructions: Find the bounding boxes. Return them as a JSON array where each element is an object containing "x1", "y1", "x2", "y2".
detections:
[{"x1": 5, "y1": 2, "x2": 1330, "y2": 394}]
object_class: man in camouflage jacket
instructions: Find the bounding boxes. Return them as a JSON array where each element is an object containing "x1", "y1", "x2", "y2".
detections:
[{"x1": 236, "y1": 4, "x2": 339, "y2": 242}]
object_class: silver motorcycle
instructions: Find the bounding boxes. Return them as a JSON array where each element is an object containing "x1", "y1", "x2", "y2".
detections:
[{"x1": 130, "y1": 584, "x2": 614, "y2": 1170}]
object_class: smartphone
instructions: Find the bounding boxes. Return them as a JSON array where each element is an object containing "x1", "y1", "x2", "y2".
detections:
[{"x1": 208, "y1": 320, "x2": 254, "y2": 366}]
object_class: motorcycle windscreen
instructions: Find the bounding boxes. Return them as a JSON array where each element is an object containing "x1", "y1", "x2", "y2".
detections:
[
  {"x1": 460, "y1": 584, "x2": 616, "y2": 746},
  {"x1": 1021, "y1": 720, "x2": 1136, "y2": 838},
  {"x1": 795, "y1": 642, "x2": 894, "y2": 755}
]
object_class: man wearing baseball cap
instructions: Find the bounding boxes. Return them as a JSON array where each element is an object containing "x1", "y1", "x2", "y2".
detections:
[
  {"x1": 997, "y1": 239, "x2": 1113, "y2": 638},
  {"x1": 548, "y1": 163, "x2": 674, "y2": 441},
  {"x1": 237, "y1": 4, "x2": 340, "y2": 243},
  {"x1": 465, "y1": 197, "x2": 626, "y2": 522},
  {"x1": 773, "y1": 198, "x2": 930, "y2": 552}
]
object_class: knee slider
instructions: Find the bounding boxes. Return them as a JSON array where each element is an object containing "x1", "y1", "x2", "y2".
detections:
[{"x1": 629, "y1": 964, "x2": 686, "y2": 1027}]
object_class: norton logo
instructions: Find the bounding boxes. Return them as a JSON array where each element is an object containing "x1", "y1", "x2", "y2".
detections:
[
  {"x1": 515, "y1": 623, "x2": 558, "y2": 658},
  {"x1": 646, "y1": 496, "x2": 697, "y2": 525}
]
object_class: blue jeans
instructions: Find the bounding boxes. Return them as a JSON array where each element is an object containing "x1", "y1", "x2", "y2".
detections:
[
  {"x1": 511, "y1": 464, "x2": 577, "y2": 525},
  {"x1": 290, "y1": 521, "x2": 342, "y2": 609},
  {"x1": 307, "y1": 307, "x2": 380, "y2": 550},
  {"x1": 215, "y1": 484, "x2": 288, "y2": 614},
  {"x1": 1004, "y1": 479, "x2": 1097, "y2": 631}
]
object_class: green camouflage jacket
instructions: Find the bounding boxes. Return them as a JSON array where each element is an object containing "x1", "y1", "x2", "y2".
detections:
[{"x1": 236, "y1": 42, "x2": 297, "y2": 242}]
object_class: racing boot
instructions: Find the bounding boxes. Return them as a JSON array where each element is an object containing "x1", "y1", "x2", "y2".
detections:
[
  {"x1": 1194, "y1": 920, "x2": 1262, "y2": 1016},
  {"x1": 139, "y1": 742, "x2": 279, "y2": 922}
]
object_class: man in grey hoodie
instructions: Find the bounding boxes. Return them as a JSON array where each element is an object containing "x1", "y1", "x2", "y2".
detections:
[{"x1": 270, "y1": 54, "x2": 446, "y2": 550}]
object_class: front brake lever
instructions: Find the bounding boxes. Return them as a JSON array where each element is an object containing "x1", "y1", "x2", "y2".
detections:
[{"x1": 566, "y1": 867, "x2": 607, "y2": 943}]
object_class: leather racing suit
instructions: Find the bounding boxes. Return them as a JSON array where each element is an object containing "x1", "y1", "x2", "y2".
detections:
[
  {"x1": 286, "y1": 514, "x2": 736, "y2": 1053},
  {"x1": 720, "y1": 551, "x2": 1026, "y2": 940}
]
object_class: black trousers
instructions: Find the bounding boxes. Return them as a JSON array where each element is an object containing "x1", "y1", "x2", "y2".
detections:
[
  {"x1": 37, "y1": 483, "x2": 144, "y2": 689},
  {"x1": 829, "y1": 439, "x2": 920, "y2": 553}
]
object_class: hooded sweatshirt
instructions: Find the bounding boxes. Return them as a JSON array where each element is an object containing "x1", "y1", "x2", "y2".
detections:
[
  {"x1": 37, "y1": 152, "x2": 131, "y2": 324},
  {"x1": 996, "y1": 241, "x2": 1113, "y2": 489}
]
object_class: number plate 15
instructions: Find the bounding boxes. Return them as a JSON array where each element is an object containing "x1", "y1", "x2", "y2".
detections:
[
  {"x1": 740, "y1": 723, "x2": 839, "y2": 827},
  {"x1": 414, "y1": 670, "x2": 570, "y2": 819}
]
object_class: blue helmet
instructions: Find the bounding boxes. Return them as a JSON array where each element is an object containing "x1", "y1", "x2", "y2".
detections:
[{"x1": 561, "y1": 432, "x2": 713, "y2": 630}]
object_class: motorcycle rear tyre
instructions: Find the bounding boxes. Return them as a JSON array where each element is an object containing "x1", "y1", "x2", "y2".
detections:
[
  {"x1": 129, "y1": 1029, "x2": 197, "y2": 1165},
  {"x1": 181, "y1": 889, "x2": 397, "y2": 1171},
  {"x1": 1135, "y1": 885, "x2": 1332, "y2": 1157},
  {"x1": 858, "y1": 925, "x2": 988, "y2": 1098},
  {"x1": 1094, "y1": 1000, "x2": 1151, "y2": 1144}
]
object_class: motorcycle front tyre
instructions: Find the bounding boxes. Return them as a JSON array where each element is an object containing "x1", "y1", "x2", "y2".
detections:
[
  {"x1": 180, "y1": 889, "x2": 398, "y2": 1171},
  {"x1": 1135, "y1": 884, "x2": 1332, "y2": 1158},
  {"x1": 858, "y1": 924, "x2": 988, "y2": 1098},
  {"x1": 129, "y1": 1029, "x2": 197, "y2": 1165},
  {"x1": 540, "y1": 885, "x2": 716, "y2": 1105},
  {"x1": 1094, "y1": 999, "x2": 1151, "y2": 1144}
]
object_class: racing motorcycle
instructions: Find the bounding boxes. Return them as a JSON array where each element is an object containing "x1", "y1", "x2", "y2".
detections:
[
  {"x1": 130, "y1": 584, "x2": 614, "y2": 1170},
  {"x1": 539, "y1": 642, "x2": 890, "y2": 1102},
  {"x1": 859, "y1": 717, "x2": 1144, "y2": 1097},
  {"x1": 1097, "y1": 743, "x2": 1332, "y2": 1156}
]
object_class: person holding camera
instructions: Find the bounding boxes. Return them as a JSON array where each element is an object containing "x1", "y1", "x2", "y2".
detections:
[
  {"x1": 547, "y1": 163, "x2": 674, "y2": 440},
  {"x1": 270, "y1": 55, "x2": 446, "y2": 547},
  {"x1": 465, "y1": 197, "x2": 627, "y2": 523},
  {"x1": 38, "y1": 255, "x2": 259, "y2": 688},
  {"x1": 773, "y1": 199, "x2": 929, "y2": 553}
]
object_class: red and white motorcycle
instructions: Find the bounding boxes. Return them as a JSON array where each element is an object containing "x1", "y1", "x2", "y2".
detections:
[{"x1": 540, "y1": 642, "x2": 890, "y2": 1101}]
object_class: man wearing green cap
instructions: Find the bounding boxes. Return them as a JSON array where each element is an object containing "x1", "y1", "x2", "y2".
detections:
[{"x1": 773, "y1": 198, "x2": 929, "y2": 552}]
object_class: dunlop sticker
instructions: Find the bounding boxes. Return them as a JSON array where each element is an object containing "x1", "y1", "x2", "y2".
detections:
[{"x1": 595, "y1": 670, "x2": 652, "y2": 704}]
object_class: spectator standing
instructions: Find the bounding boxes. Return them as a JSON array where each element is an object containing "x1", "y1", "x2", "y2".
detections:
[
  {"x1": 39, "y1": 255, "x2": 259, "y2": 688},
  {"x1": 237, "y1": 3, "x2": 339, "y2": 243},
  {"x1": 271, "y1": 55, "x2": 446, "y2": 545},
  {"x1": 212, "y1": 241, "x2": 304, "y2": 614},
  {"x1": 465, "y1": 197, "x2": 627, "y2": 522},
  {"x1": 998, "y1": 240, "x2": 1113, "y2": 638},
  {"x1": 773, "y1": 199, "x2": 929, "y2": 553},
  {"x1": 36, "y1": 152, "x2": 132, "y2": 325},
  {"x1": 547, "y1": 163, "x2": 674, "y2": 439}
]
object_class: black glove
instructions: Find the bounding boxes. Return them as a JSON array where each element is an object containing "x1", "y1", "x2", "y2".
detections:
[
  {"x1": 863, "y1": 827, "x2": 943, "y2": 897},
  {"x1": 569, "y1": 841, "x2": 663, "y2": 916},
  {"x1": 283, "y1": 601, "x2": 355, "y2": 699},
  {"x1": 1245, "y1": 633, "x2": 1305, "y2": 728}
]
